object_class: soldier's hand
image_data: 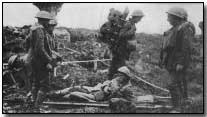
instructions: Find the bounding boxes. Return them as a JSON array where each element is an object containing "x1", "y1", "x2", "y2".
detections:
[
  {"x1": 46, "y1": 63, "x2": 53, "y2": 71},
  {"x1": 176, "y1": 64, "x2": 184, "y2": 71}
]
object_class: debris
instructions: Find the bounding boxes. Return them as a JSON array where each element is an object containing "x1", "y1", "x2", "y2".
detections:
[
  {"x1": 62, "y1": 74, "x2": 70, "y2": 80},
  {"x1": 64, "y1": 47, "x2": 81, "y2": 54}
]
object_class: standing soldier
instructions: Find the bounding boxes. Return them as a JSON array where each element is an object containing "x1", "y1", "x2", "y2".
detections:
[
  {"x1": 119, "y1": 9, "x2": 144, "y2": 61},
  {"x1": 47, "y1": 19, "x2": 62, "y2": 63},
  {"x1": 26, "y1": 11, "x2": 55, "y2": 109},
  {"x1": 47, "y1": 19, "x2": 58, "y2": 51},
  {"x1": 160, "y1": 7, "x2": 195, "y2": 113},
  {"x1": 100, "y1": 8, "x2": 125, "y2": 80},
  {"x1": 46, "y1": 19, "x2": 62, "y2": 82}
]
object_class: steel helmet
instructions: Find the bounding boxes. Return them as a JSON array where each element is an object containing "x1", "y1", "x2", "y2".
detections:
[
  {"x1": 49, "y1": 19, "x2": 58, "y2": 25},
  {"x1": 131, "y1": 9, "x2": 144, "y2": 17},
  {"x1": 35, "y1": 11, "x2": 54, "y2": 20},
  {"x1": 166, "y1": 7, "x2": 188, "y2": 19},
  {"x1": 118, "y1": 66, "x2": 131, "y2": 77}
]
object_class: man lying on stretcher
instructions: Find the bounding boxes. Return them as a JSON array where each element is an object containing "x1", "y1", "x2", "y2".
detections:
[{"x1": 47, "y1": 66, "x2": 133, "y2": 102}]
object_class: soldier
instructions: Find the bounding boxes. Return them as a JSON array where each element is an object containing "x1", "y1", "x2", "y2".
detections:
[
  {"x1": 47, "y1": 19, "x2": 62, "y2": 65},
  {"x1": 100, "y1": 8, "x2": 123, "y2": 48},
  {"x1": 26, "y1": 11, "x2": 55, "y2": 109},
  {"x1": 7, "y1": 53, "x2": 32, "y2": 92},
  {"x1": 47, "y1": 19, "x2": 58, "y2": 51},
  {"x1": 160, "y1": 7, "x2": 195, "y2": 112},
  {"x1": 47, "y1": 66, "x2": 132, "y2": 102},
  {"x1": 100, "y1": 8, "x2": 125, "y2": 80},
  {"x1": 119, "y1": 9, "x2": 144, "y2": 60}
]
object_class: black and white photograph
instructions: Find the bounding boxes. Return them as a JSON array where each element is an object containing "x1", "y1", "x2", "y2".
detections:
[{"x1": 2, "y1": 2, "x2": 204, "y2": 114}]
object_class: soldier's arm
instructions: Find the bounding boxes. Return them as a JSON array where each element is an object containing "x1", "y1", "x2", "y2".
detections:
[
  {"x1": 25, "y1": 35, "x2": 31, "y2": 51},
  {"x1": 175, "y1": 26, "x2": 194, "y2": 66},
  {"x1": 119, "y1": 23, "x2": 136, "y2": 40},
  {"x1": 100, "y1": 23, "x2": 113, "y2": 44},
  {"x1": 52, "y1": 38, "x2": 58, "y2": 52},
  {"x1": 159, "y1": 35, "x2": 164, "y2": 63},
  {"x1": 33, "y1": 28, "x2": 52, "y2": 63}
]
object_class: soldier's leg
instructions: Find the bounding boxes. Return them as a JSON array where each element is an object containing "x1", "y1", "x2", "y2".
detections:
[
  {"x1": 19, "y1": 69, "x2": 30, "y2": 92},
  {"x1": 176, "y1": 73, "x2": 183, "y2": 108},
  {"x1": 35, "y1": 70, "x2": 50, "y2": 108},
  {"x1": 177, "y1": 71, "x2": 189, "y2": 112},
  {"x1": 168, "y1": 71, "x2": 182, "y2": 110},
  {"x1": 181, "y1": 71, "x2": 188, "y2": 99},
  {"x1": 108, "y1": 54, "x2": 119, "y2": 80},
  {"x1": 31, "y1": 72, "x2": 39, "y2": 102},
  {"x1": 108, "y1": 53, "x2": 126, "y2": 80},
  {"x1": 108, "y1": 58, "x2": 118, "y2": 80},
  {"x1": 176, "y1": 71, "x2": 189, "y2": 112},
  {"x1": 26, "y1": 64, "x2": 33, "y2": 92}
]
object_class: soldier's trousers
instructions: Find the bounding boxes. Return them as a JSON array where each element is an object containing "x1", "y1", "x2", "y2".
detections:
[
  {"x1": 168, "y1": 70, "x2": 188, "y2": 109},
  {"x1": 108, "y1": 53, "x2": 126, "y2": 80},
  {"x1": 31, "y1": 67, "x2": 50, "y2": 102}
]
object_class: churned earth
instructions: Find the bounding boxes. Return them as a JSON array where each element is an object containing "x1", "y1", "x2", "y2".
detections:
[{"x1": 3, "y1": 26, "x2": 204, "y2": 113}]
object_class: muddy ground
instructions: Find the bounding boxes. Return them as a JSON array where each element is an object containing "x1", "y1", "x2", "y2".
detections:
[{"x1": 2, "y1": 26, "x2": 204, "y2": 113}]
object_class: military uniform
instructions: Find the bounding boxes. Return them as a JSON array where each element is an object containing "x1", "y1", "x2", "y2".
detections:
[
  {"x1": 48, "y1": 19, "x2": 58, "y2": 52},
  {"x1": 161, "y1": 21, "x2": 195, "y2": 109},
  {"x1": 100, "y1": 21, "x2": 125, "y2": 80},
  {"x1": 48, "y1": 34, "x2": 58, "y2": 52},
  {"x1": 100, "y1": 21, "x2": 122, "y2": 49},
  {"x1": 119, "y1": 21, "x2": 137, "y2": 60},
  {"x1": 27, "y1": 23, "x2": 53, "y2": 103}
]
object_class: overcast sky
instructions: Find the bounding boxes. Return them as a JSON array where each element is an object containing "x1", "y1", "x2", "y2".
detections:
[{"x1": 3, "y1": 3, "x2": 203, "y2": 34}]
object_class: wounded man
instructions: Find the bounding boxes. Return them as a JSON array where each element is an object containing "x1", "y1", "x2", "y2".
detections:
[{"x1": 47, "y1": 66, "x2": 134, "y2": 102}]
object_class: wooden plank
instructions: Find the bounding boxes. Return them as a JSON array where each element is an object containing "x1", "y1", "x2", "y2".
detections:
[
  {"x1": 61, "y1": 59, "x2": 112, "y2": 65},
  {"x1": 43, "y1": 101, "x2": 172, "y2": 109},
  {"x1": 43, "y1": 101, "x2": 109, "y2": 107}
]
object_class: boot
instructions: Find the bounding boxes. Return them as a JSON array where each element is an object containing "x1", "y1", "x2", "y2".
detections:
[{"x1": 34, "y1": 90, "x2": 45, "y2": 108}]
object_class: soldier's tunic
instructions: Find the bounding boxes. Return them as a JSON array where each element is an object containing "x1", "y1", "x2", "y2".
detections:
[
  {"x1": 100, "y1": 21, "x2": 125, "y2": 80},
  {"x1": 160, "y1": 21, "x2": 195, "y2": 108},
  {"x1": 100, "y1": 21, "x2": 122, "y2": 50},
  {"x1": 48, "y1": 31, "x2": 58, "y2": 52},
  {"x1": 27, "y1": 23, "x2": 53, "y2": 98},
  {"x1": 119, "y1": 21, "x2": 137, "y2": 60}
]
